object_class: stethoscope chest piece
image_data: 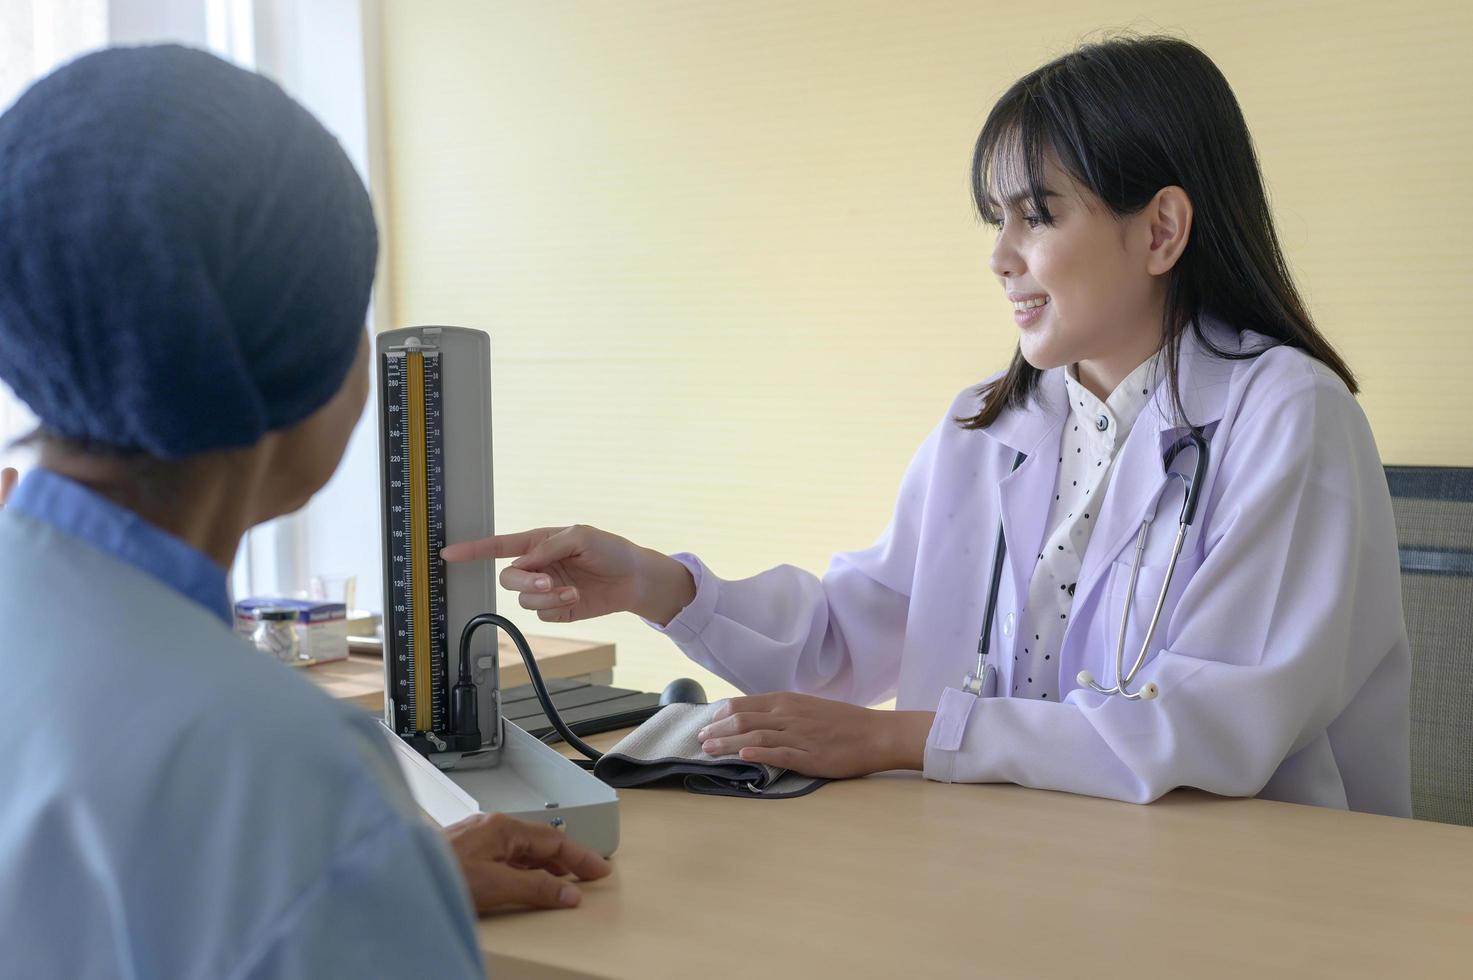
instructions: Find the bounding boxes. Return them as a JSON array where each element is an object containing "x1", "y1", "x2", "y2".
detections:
[{"x1": 961, "y1": 664, "x2": 999, "y2": 698}]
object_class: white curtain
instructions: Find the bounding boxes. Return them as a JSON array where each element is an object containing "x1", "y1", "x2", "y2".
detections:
[{"x1": 0, "y1": 0, "x2": 109, "y2": 472}]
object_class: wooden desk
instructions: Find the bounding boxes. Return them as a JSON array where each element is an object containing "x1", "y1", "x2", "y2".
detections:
[
  {"x1": 305, "y1": 632, "x2": 616, "y2": 713},
  {"x1": 477, "y1": 728, "x2": 1473, "y2": 980}
]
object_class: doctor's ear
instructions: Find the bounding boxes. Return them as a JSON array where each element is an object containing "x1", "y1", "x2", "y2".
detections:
[{"x1": 1140, "y1": 185, "x2": 1193, "y2": 277}]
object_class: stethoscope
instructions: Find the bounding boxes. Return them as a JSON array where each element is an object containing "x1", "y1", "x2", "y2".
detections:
[{"x1": 962, "y1": 429, "x2": 1209, "y2": 703}]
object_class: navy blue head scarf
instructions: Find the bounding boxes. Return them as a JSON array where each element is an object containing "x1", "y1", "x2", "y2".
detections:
[{"x1": 0, "y1": 44, "x2": 377, "y2": 458}]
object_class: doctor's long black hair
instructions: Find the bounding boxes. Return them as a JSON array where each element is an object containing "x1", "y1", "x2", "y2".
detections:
[{"x1": 956, "y1": 34, "x2": 1357, "y2": 432}]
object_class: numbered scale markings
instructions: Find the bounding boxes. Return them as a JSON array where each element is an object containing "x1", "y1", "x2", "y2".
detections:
[{"x1": 381, "y1": 345, "x2": 449, "y2": 747}]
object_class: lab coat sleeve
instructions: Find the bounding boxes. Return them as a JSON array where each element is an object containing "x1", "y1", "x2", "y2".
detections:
[
  {"x1": 640, "y1": 416, "x2": 944, "y2": 706},
  {"x1": 924, "y1": 365, "x2": 1406, "y2": 803}
]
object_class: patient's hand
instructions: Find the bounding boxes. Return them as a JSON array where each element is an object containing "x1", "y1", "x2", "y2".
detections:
[
  {"x1": 0, "y1": 468, "x2": 16, "y2": 507},
  {"x1": 445, "y1": 812, "x2": 612, "y2": 914}
]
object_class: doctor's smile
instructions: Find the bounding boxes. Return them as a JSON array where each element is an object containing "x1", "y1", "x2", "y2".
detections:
[{"x1": 1009, "y1": 292, "x2": 1050, "y2": 328}]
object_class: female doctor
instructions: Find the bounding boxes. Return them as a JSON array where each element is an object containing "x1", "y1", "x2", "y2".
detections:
[{"x1": 446, "y1": 36, "x2": 1411, "y2": 815}]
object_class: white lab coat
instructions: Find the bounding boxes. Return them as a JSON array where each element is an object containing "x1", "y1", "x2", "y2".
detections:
[{"x1": 648, "y1": 316, "x2": 1411, "y2": 815}]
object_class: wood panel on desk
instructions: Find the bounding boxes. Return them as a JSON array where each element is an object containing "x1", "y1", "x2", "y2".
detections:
[
  {"x1": 478, "y1": 728, "x2": 1473, "y2": 980},
  {"x1": 304, "y1": 633, "x2": 615, "y2": 713}
]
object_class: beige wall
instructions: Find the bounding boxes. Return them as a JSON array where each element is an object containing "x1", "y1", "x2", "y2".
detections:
[{"x1": 379, "y1": 0, "x2": 1473, "y2": 696}]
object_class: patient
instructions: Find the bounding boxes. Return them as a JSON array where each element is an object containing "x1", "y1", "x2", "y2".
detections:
[{"x1": 0, "y1": 46, "x2": 607, "y2": 977}]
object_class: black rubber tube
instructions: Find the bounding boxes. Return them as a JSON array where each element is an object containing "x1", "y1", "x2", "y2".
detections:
[{"x1": 458, "y1": 612, "x2": 603, "y2": 763}]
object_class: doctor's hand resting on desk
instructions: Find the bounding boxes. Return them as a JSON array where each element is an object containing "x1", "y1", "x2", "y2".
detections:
[{"x1": 443, "y1": 525, "x2": 933, "y2": 779}]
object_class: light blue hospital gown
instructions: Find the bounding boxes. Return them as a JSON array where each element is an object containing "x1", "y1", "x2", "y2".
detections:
[{"x1": 0, "y1": 471, "x2": 484, "y2": 978}]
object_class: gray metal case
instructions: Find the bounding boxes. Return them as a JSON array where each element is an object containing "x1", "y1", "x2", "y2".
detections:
[{"x1": 374, "y1": 325, "x2": 619, "y2": 855}]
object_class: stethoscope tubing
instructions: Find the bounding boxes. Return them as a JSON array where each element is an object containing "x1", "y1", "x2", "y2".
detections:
[{"x1": 968, "y1": 429, "x2": 1209, "y2": 703}]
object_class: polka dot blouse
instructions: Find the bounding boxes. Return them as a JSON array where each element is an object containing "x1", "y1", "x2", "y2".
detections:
[{"x1": 1013, "y1": 350, "x2": 1163, "y2": 701}]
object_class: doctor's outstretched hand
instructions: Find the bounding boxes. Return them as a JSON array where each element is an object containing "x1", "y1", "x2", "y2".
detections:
[
  {"x1": 442, "y1": 524, "x2": 696, "y2": 627},
  {"x1": 0, "y1": 467, "x2": 17, "y2": 507}
]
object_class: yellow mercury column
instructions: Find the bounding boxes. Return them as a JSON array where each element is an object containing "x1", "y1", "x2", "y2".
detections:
[{"x1": 406, "y1": 350, "x2": 432, "y2": 731}]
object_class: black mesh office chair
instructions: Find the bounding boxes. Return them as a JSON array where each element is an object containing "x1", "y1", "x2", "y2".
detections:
[{"x1": 1385, "y1": 466, "x2": 1473, "y2": 826}]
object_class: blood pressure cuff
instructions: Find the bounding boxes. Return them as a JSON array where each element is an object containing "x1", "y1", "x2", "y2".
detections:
[{"x1": 592, "y1": 703, "x2": 827, "y2": 799}]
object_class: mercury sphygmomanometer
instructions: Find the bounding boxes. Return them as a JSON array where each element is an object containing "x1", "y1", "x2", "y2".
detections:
[{"x1": 375, "y1": 325, "x2": 617, "y2": 853}]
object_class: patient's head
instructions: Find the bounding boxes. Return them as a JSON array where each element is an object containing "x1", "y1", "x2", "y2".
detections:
[{"x1": 0, "y1": 45, "x2": 376, "y2": 526}]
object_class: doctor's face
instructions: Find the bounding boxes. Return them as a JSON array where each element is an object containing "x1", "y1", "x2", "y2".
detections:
[{"x1": 985, "y1": 149, "x2": 1161, "y2": 374}]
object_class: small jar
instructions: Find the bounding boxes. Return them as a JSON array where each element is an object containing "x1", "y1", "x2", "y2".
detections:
[{"x1": 251, "y1": 607, "x2": 301, "y2": 664}]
